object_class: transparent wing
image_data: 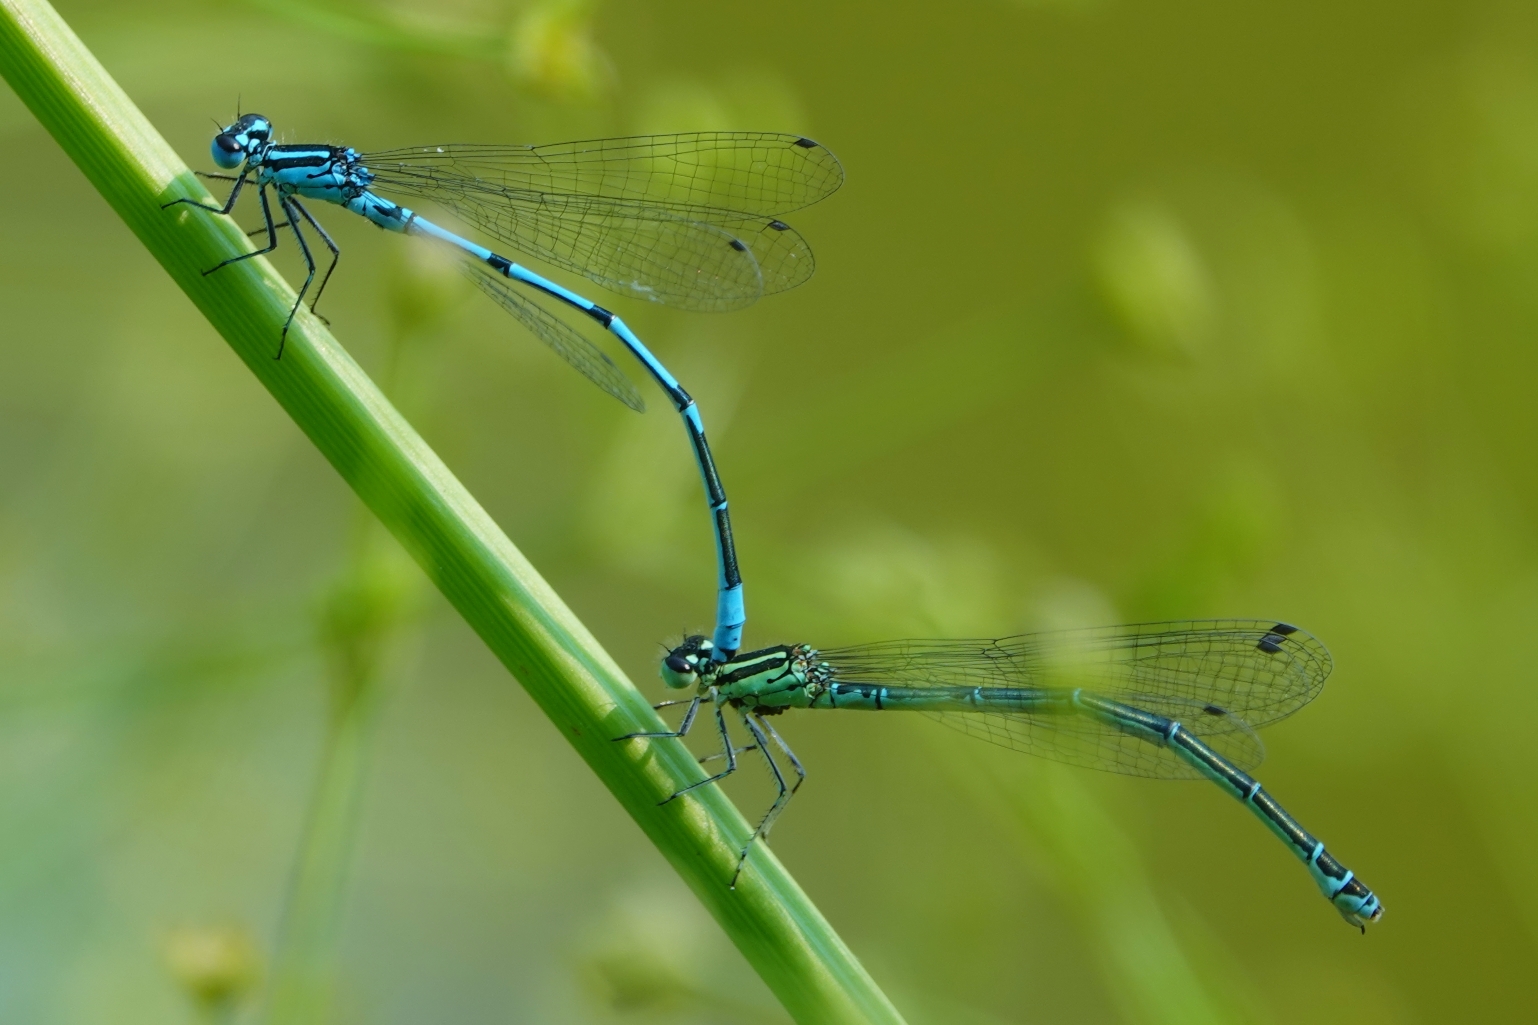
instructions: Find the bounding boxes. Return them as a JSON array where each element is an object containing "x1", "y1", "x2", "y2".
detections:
[
  {"x1": 821, "y1": 619, "x2": 1329, "y2": 779},
  {"x1": 928, "y1": 694, "x2": 1266, "y2": 780},
  {"x1": 362, "y1": 133, "x2": 842, "y2": 311},
  {"x1": 822, "y1": 620, "x2": 1330, "y2": 727},
  {"x1": 725, "y1": 216, "x2": 817, "y2": 296},
  {"x1": 425, "y1": 191, "x2": 766, "y2": 310},
  {"x1": 464, "y1": 262, "x2": 644, "y2": 412},
  {"x1": 364, "y1": 133, "x2": 844, "y2": 217}
]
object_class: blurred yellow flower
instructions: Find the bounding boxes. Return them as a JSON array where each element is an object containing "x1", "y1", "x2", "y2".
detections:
[{"x1": 164, "y1": 924, "x2": 260, "y2": 1012}]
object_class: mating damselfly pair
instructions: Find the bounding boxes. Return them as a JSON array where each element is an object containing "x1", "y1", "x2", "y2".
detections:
[{"x1": 171, "y1": 115, "x2": 1381, "y2": 930}]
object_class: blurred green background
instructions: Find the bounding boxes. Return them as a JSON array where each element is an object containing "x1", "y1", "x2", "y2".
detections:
[{"x1": 2, "y1": 0, "x2": 1534, "y2": 1021}]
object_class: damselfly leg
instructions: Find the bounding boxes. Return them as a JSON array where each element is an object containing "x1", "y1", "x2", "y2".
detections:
[
  {"x1": 699, "y1": 744, "x2": 757, "y2": 764},
  {"x1": 285, "y1": 197, "x2": 340, "y2": 325},
  {"x1": 658, "y1": 702, "x2": 739, "y2": 804},
  {"x1": 730, "y1": 712, "x2": 808, "y2": 886},
  {"x1": 614, "y1": 694, "x2": 703, "y2": 741},
  {"x1": 162, "y1": 170, "x2": 249, "y2": 216}
]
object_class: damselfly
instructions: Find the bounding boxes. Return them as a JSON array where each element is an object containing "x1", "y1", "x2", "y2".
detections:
[
  {"x1": 620, "y1": 619, "x2": 1382, "y2": 929},
  {"x1": 165, "y1": 114, "x2": 844, "y2": 659}
]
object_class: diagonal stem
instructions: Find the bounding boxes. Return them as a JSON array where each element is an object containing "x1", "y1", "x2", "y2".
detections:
[{"x1": 0, "y1": 3, "x2": 907, "y2": 1022}]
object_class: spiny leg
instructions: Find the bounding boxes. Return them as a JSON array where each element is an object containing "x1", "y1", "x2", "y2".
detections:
[
  {"x1": 613, "y1": 694, "x2": 702, "y2": 742},
  {"x1": 163, "y1": 175, "x2": 304, "y2": 353},
  {"x1": 731, "y1": 712, "x2": 800, "y2": 887},
  {"x1": 658, "y1": 702, "x2": 739, "y2": 805},
  {"x1": 648, "y1": 696, "x2": 752, "y2": 763},
  {"x1": 699, "y1": 744, "x2": 756, "y2": 765},
  {"x1": 276, "y1": 195, "x2": 319, "y2": 359},
  {"x1": 161, "y1": 170, "x2": 249, "y2": 215},
  {"x1": 198, "y1": 184, "x2": 280, "y2": 278},
  {"x1": 179, "y1": 170, "x2": 273, "y2": 238},
  {"x1": 287, "y1": 198, "x2": 340, "y2": 321},
  {"x1": 757, "y1": 715, "x2": 807, "y2": 820}
]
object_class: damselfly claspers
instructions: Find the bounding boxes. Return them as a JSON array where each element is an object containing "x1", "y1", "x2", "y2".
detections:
[
  {"x1": 166, "y1": 114, "x2": 844, "y2": 658},
  {"x1": 621, "y1": 619, "x2": 1383, "y2": 929}
]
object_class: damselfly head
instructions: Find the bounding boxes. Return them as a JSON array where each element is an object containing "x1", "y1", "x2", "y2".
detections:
[
  {"x1": 660, "y1": 635, "x2": 713, "y2": 689},
  {"x1": 211, "y1": 113, "x2": 272, "y2": 169}
]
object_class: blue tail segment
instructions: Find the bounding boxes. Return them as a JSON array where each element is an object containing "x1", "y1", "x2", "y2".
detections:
[{"x1": 501, "y1": 262, "x2": 747, "y2": 658}]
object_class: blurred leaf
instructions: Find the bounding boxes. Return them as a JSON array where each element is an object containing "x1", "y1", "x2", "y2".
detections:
[
  {"x1": 631, "y1": 71, "x2": 807, "y2": 134},
  {"x1": 1129, "y1": 462, "x2": 1283, "y2": 619},
  {"x1": 1094, "y1": 199, "x2": 1216, "y2": 360},
  {"x1": 242, "y1": 0, "x2": 503, "y2": 60},
  {"x1": 506, "y1": 0, "x2": 615, "y2": 103}
]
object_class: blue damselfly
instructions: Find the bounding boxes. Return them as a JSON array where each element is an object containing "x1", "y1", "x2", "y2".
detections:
[{"x1": 166, "y1": 114, "x2": 843, "y2": 659}]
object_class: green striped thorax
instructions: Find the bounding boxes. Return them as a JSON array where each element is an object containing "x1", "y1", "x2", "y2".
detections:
[{"x1": 661, "y1": 636, "x2": 835, "y2": 711}]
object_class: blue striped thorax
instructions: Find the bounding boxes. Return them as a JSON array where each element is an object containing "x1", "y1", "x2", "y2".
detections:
[
  {"x1": 208, "y1": 113, "x2": 408, "y2": 229},
  {"x1": 257, "y1": 145, "x2": 370, "y2": 200}
]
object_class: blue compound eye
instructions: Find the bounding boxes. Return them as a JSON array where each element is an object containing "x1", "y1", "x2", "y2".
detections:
[{"x1": 210, "y1": 132, "x2": 245, "y2": 169}]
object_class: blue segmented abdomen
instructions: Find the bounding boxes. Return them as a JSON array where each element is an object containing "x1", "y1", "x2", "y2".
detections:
[
  {"x1": 1075, "y1": 690, "x2": 1383, "y2": 927},
  {"x1": 390, "y1": 211, "x2": 749, "y2": 656},
  {"x1": 804, "y1": 680, "x2": 1382, "y2": 926}
]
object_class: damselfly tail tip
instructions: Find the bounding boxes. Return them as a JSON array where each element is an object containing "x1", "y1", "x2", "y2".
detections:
[{"x1": 1339, "y1": 895, "x2": 1383, "y2": 932}]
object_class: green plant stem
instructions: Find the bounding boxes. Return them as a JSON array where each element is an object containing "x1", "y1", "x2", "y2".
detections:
[
  {"x1": 265, "y1": 667, "x2": 382, "y2": 1024},
  {"x1": 265, "y1": 284, "x2": 433, "y2": 1025},
  {"x1": 0, "y1": 3, "x2": 906, "y2": 1021}
]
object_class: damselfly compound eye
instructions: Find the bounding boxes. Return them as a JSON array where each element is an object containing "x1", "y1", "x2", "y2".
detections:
[{"x1": 210, "y1": 133, "x2": 245, "y2": 169}]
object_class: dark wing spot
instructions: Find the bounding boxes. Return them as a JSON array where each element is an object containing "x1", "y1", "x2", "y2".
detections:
[
  {"x1": 767, "y1": 219, "x2": 790, "y2": 231},
  {"x1": 794, "y1": 138, "x2": 818, "y2": 148},
  {"x1": 1257, "y1": 636, "x2": 1284, "y2": 654},
  {"x1": 1270, "y1": 622, "x2": 1299, "y2": 635},
  {"x1": 728, "y1": 239, "x2": 748, "y2": 252},
  {"x1": 1203, "y1": 704, "x2": 1227, "y2": 716}
]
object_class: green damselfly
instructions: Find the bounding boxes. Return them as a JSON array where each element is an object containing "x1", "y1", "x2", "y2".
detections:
[{"x1": 618, "y1": 619, "x2": 1383, "y2": 929}]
